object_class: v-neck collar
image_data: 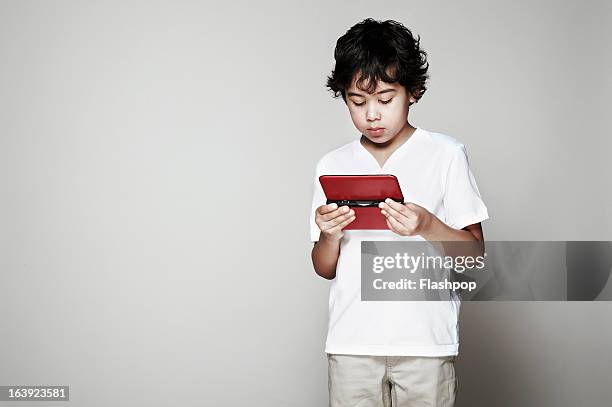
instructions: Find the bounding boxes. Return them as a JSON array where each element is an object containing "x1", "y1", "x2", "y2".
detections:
[{"x1": 355, "y1": 126, "x2": 422, "y2": 171}]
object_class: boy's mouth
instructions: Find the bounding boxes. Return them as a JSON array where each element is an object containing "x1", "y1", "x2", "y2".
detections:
[{"x1": 367, "y1": 127, "x2": 385, "y2": 135}]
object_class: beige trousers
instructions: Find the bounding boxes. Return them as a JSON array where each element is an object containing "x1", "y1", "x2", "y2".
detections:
[{"x1": 327, "y1": 354, "x2": 457, "y2": 407}]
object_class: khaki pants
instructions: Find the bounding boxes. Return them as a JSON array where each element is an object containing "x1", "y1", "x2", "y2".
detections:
[{"x1": 327, "y1": 354, "x2": 457, "y2": 407}]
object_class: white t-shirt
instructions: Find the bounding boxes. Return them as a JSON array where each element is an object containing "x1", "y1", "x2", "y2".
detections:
[{"x1": 309, "y1": 126, "x2": 489, "y2": 356}]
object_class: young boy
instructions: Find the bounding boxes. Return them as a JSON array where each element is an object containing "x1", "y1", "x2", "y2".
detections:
[{"x1": 309, "y1": 19, "x2": 489, "y2": 407}]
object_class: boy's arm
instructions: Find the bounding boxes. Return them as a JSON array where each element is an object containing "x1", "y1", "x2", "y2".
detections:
[
  {"x1": 422, "y1": 218, "x2": 485, "y2": 259},
  {"x1": 380, "y1": 199, "x2": 485, "y2": 258},
  {"x1": 311, "y1": 235, "x2": 341, "y2": 280},
  {"x1": 421, "y1": 217, "x2": 483, "y2": 242},
  {"x1": 462, "y1": 223, "x2": 484, "y2": 241},
  {"x1": 310, "y1": 203, "x2": 356, "y2": 280}
]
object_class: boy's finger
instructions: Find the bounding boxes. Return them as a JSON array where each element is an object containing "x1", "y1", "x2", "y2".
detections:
[
  {"x1": 386, "y1": 212, "x2": 404, "y2": 232},
  {"x1": 384, "y1": 198, "x2": 406, "y2": 212},
  {"x1": 323, "y1": 210, "x2": 354, "y2": 231},
  {"x1": 379, "y1": 200, "x2": 404, "y2": 219},
  {"x1": 329, "y1": 213, "x2": 356, "y2": 232},
  {"x1": 319, "y1": 206, "x2": 351, "y2": 221},
  {"x1": 328, "y1": 209, "x2": 355, "y2": 226},
  {"x1": 385, "y1": 216, "x2": 394, "y2": 231},
  {"x1": 318, "y1": 203, "x2": 339, "y2": 215}
]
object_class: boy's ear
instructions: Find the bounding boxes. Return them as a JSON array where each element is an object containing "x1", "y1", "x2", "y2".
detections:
[{"x1": 408, "y1": 92, "x2": 417, "y2": 105}]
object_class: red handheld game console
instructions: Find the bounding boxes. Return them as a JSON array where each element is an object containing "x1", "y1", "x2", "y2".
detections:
[{"x1": 319, "y1": 174, "x2": 404, "y2": 230}]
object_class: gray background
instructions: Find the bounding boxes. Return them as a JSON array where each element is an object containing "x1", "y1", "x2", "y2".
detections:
[{"x1": 1, "y1": 0, "x2": 610, "y2": 406}]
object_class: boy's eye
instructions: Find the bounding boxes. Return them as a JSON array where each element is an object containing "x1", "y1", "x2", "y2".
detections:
[{"x1": 351, "y1": 99, "x2": 392, "y2": 106}]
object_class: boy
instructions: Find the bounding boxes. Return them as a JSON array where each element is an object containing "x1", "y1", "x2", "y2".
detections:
[{"x1": 309, "y1": 19, "x2": 489, "y2": 407}]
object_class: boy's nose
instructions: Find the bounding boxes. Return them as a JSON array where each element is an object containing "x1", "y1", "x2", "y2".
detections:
[{"x1": 366, "y1": 107, "x2": 380, "y2": 121}]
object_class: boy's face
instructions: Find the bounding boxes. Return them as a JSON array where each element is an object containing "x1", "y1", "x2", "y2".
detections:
[{"x1": 345, "y1": 73, "x2": 416, "y2": 144}]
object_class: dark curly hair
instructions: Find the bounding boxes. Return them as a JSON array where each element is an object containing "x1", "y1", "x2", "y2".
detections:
[{"x1": 326, "y1": 18, "x2": 429, "y2": 106}]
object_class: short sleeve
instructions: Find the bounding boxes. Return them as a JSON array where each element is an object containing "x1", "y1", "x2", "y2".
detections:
[
  {"x1": 309, "y1": 159, "x2": 327, "y2": 242},
  {"x1": 443, "y1": 145, "x2": 489, "y2": 230}
]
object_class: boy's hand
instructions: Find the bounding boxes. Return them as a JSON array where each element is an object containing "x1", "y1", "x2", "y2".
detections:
[
  {"x1": 315, "y1": 203, "x2": 356, "y2": 241},
  {"x1": 379, "y1": 198, "x2": 432, "y2": 236}
]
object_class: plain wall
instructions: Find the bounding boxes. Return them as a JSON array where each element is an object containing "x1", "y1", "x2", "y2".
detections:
[{"x1": 1, "y1": 1, "x2": 610, "y2": 406}]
